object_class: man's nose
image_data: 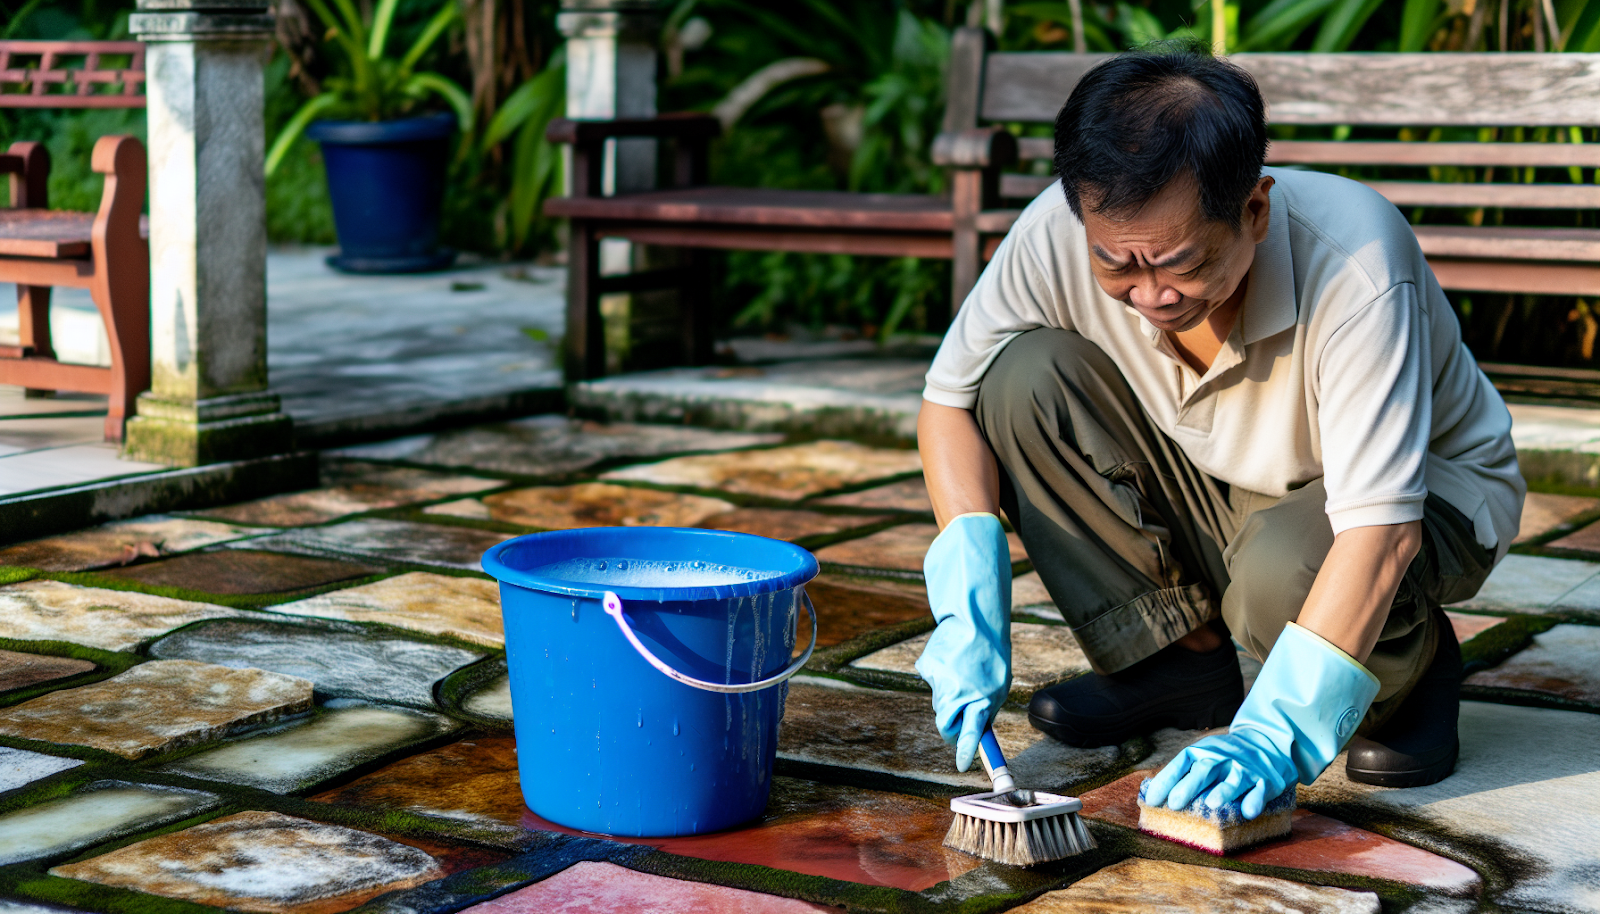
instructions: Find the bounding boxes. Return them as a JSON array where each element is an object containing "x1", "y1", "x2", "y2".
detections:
[{"x1": 1129, "y1": 277, "x2": 1182, "y2": 309}]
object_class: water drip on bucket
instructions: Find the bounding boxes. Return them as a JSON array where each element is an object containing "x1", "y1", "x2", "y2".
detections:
[
  {"x1": 672, "y1": 719, "x2": 680, "y2": 736},
  {"x1": 570, "y1": 599, "x2": 578, "y2": 621}
]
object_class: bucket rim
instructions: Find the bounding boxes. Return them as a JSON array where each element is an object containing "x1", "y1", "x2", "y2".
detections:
[{"x1": 481, "y1": 526, "x2": 819, "y2": 602}]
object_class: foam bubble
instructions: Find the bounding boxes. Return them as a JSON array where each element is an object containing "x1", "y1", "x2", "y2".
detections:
[{"x1": 529, "y1": 558, "x2": 770, "y2": 589}]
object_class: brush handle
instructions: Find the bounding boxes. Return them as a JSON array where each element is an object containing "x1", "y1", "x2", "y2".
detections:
[{"x1": 978, "y1": 729, "x2": 1016, "y2": 793}]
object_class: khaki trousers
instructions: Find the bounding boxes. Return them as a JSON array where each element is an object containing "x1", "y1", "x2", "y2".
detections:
[{"x1": 973, "y1": 329, "x2": 1492, "y2": 721}]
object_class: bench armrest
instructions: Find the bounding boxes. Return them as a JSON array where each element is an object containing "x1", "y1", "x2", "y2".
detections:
[
  {"x1": 546, "y1": 113, "x2": 722, "y2": 145},
  {"x1": 931, "y1": 127, "x2": 1018, "y2": 169}
]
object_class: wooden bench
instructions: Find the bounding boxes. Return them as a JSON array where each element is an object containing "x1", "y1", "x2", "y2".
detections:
[
  {"x1": 546, "y1": 32, "x2": 1600, "y2": 383},
  {"x1": 0, "y1": 40, "x2": 149, "y2": 442}
]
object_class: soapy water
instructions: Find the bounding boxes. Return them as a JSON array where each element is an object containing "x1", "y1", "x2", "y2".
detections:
[{"x1": 529, "y1": 557, "x2": 770, "y2": 589}]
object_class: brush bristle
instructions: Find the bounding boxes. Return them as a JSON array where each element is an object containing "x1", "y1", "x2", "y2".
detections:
[{"x1": 942, "y1": 809, "x2": 1095, "y2": 866}]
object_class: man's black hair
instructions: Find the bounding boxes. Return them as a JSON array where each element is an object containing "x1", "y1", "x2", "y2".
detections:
[{"x1": 1053, "y1": 37, "x2": 1268, "y2": 231}]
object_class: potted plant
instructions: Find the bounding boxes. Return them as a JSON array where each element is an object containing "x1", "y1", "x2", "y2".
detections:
[{"x1": 266, "y1": 0, "x2": 474, "y2": 273}]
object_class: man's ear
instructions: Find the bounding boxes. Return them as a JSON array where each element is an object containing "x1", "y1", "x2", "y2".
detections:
[{"x1": 1245, "y1": 175, "x2": 1274, "y2": 244}]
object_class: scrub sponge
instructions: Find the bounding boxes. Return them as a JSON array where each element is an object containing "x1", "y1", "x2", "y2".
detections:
[{"x1": 1136, "y1": 778, "x2": 1295, "y2": 855}]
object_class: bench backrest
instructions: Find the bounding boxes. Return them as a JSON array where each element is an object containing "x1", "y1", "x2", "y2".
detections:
[
  {"x1": 946, "y1": 30, "x2": 1600, "y2": 211},
  {"x1": 0, "y1": 41, "x2": 145, "y2": 108}
]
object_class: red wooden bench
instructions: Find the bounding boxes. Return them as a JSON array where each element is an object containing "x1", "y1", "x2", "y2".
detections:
[
  {"x1": 0, "y1": 40, "x2": 149, "y2": 442},
  {"x1": 545, "y1": 30, "x2": 1600, "y2": 385}
]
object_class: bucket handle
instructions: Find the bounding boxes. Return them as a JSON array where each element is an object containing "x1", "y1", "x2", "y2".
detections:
[{"x1": 601, "y1": 588, "x2": 818, "y2": 694}]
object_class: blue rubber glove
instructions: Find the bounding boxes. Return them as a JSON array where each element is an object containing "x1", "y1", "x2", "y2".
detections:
[
  {"x1": 914, "y1": 512, "x2": 1013, "y2": 773},
  {"x1": 1145, "y1": 622, "x2": 1380, "y2": 819}
]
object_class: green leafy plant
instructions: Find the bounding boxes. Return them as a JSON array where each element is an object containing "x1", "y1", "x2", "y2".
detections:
[
  {"x1": 264, "y1": 0, "x2": 474, "y2": 177},
  {"x1": 478, "y1": 53, "x2": 565, "y2": 254}
]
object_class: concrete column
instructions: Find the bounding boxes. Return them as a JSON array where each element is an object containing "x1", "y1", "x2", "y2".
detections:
[
  {"x1": 560, "y1": 0, "x2": 661, "y2": 196},
  {"x1": 124, "y1": 0, "x2": 293, "y2": 467}
]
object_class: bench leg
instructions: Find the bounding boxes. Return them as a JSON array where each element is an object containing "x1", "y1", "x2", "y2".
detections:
[
  {"x1": 15, "y1": 284, "x2": 55, "y2": 397},
  {"x1": 565, "y1": 219, "x2": 606, "y2": 382},
  {"x1": 681, "y1": 247, "x2": 717, "y2": 366},
  {"x1": 88, "y1": 135, "x2": 151, "y2": 444}
]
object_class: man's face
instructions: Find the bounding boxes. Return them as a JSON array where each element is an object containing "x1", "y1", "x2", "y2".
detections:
[{"x1": 1079, "y1": 174, "x2": 1273, "y2": 334}]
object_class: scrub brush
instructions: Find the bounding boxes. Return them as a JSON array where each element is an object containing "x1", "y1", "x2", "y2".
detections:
[{"x1": 943, "y1": 729, "x2": 1095, "y2": 866}]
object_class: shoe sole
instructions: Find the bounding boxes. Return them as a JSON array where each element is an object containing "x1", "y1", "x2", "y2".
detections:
[
  {"x1": 1345, "y1": 741, "x2": 1458, "y2": 788},
  {"x1": 1028, "y1": 697, "x2": 1239, "y2": 748}
]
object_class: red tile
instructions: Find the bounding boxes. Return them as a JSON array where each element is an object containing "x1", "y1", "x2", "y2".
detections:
[
  {"x1": 459, "y1": 861, "x2": 836, "y2": 912},
  {"x1": 1079, "y1": 772, "x2": 1479, "y2": 893},
  {"x1": 1445, "y1": 611, "x2": 1505, "y2": 644}
]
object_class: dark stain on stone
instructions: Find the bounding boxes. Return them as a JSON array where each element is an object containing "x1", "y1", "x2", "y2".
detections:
[{"x1": 95, "y1": 550, "x2": 382, "y2": 596}]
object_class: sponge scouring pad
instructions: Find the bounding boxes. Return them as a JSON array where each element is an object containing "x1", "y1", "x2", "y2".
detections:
[{"x1": 1136, "y1": 778, "x2": 1295, "y2": 855}]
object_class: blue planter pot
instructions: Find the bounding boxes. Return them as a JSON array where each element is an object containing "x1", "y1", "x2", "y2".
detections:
[{"x1": 307, "y1": 112, "x2": 457, "y2": 274}]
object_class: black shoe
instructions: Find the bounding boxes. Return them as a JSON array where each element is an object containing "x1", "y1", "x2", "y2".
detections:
[
  {"x1": 1028, "y1": 639, "x2": 1244, "y2": 747},
  {"x1": 1345, "y1": 609, "x2": 1461, "y2": 788}
]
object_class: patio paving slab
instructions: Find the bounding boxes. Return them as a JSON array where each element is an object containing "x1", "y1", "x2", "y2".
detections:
[
  {"x1": 1446, "y1": 554, "x2": 1600, "y2": 613},
  {"x1": 476, "y1": 482, "x2": 735, "y2": 529},
  {"x1": 600, "y1": 441, "x2": 922, "y2": 500},
  {"x1": 0, "y1": 901, "x2": 88, "y2": 913},
  {"x1": 1517, "y1": 492, "x2": 1600, "y2": 544},
  {"x1": 315, "y1": 737, "x2": 956, "y2": 892},
  {"x1": 779, "y1": 678, "x2": 1123, "y2": 791},
  {"x1": 151, "y1": 620, "x2": 483, "y2": 710},
  {"x1": 244, "y1": 519, "x2": 514, "y2": 572},
  {"x1": 0, "y1": 649, "x2": 95, "y2": 693},
  {"x1": 1302, "y1": 701, "x2": 1600, "y2": 914},
  {"x1": 852, "y1": 621, "x2": 1089, "y2": 692},
  {"x1": 0, "y1": 515, "x2": 268, "y2": 572},
  {"x1": 1010, "y1": 571, "x2": 1060, "y2": 619},
  {"x1": 461, "y1": 674, "x2": 512, "y2": 720},
  {"x1": 1445, "y1": 611, "x2": 1505, "y2": 644},
  {"x1": 0, "y1": 581, "x2": 250, "y2": 651},
  {"x1": 0, "y1": 746, "x2": 82, "y2": 793},
  {"x1": 811, "y1": 476, "x2": 932, "y2": 513},
  {"x1": 804, "y1": 575, "x2": 931, "y2": 648},
  {"x1": 695, "y1": 508, "x2": 891, "y2": 542},
  {"x1": 1078, "y1": 772, "x2": 1479, "y2": 893},
  {"x1": 1547, "y1": 517, "x2": 1600, "y2": 556},
  {"x1": 0, "y1": 781, "x2": 218, "y2": 865},
  {"x1": 815, "y1": 523, "x2": 1027, "y2": 574},
  {"x1": 50, "y1": 810, "x2": 447, "y2": 914},
  {"x1": 0, "y1": 659, "x2": 312, "y2": 759},
  {"x1": 271, "y1": 572, "x2": 503, "y2": 648},
  {"x1": 1464, "y1": 623, "x2": 1600, "y2": 707},
  {"x1": 334, "y1": 416, "x2": 783, "y2": 476},
  {"x1": 192, "y1": 464, "x2": 501, "y2": 527},
  {"x1": 95, "y1": 550, "x2": 381, "y2": 595},
  {"x1": 160, "y1": 702, "x2": 458, "y2": 794},
  {"x1": 1013, "y1": 858, "x2": 1379, "y2": 913},
  {"x1": 458, "y1": 861, "x2": 835, "y2": 913}
]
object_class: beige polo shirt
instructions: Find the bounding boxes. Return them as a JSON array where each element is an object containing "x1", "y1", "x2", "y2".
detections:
[{"x1": 924, "y1": 166, "x2": 1523, "y2": 557}]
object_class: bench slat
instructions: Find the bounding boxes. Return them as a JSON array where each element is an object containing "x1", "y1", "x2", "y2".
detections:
[
  {"x1": 1413, "y1": 226, "x2": 1600, "y2": 262},
  {"x1": 982, "y1": 52, "x2": 1600, "y2": 127},
  {"x1": 0, "y1": 210, "x2": 93, "y2": 258},
  {"x1": 546, "y1": 187, "x2": 954, "y2": 233},
  {"x1": 1268, "y1": 140, "x2": 1600, "y2": 168},
  {"x1": 1365, "y1": 181, "x2": 1600, "y2": 210}
]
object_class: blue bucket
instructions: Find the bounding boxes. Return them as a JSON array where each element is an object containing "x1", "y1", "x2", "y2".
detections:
[{"x1": 481, "y1": 527, "x2": 819, "y2": 837}]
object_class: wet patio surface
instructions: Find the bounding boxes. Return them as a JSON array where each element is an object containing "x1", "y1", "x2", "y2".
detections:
[{"x1": 0, "y1": 421, "x2": 1598, "y2": 913}]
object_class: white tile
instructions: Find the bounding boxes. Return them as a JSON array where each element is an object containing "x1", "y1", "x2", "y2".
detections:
[
  {"x1": 1447, "y1": 553, "x2": 1600, "y2": 613},
  {"x1": 0, "y1": 445, "x2": 164, "y2": 496}
]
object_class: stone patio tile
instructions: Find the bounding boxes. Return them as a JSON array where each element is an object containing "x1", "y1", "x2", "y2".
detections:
[
  {"x1": 459, "y1": 861, "x2": 834, "y2": 913},
  {"x1": 1548, "y1": 517, "x2": 1600, "y2": 556},
  {"x1": 150, "y1": 620, "x2": 484, "y2": 709},
  {"x1": 245, "y1": 519, "x2": 514, "y2": 572},
  {"x1": 0, "y1": 649, "x2": 95, "y2": 693},
  {"x1": 695, "y1": 508, "x2": 890, "y2": 542},
  {"x1": 0, "y1": 781, "x2": 218, "y2": 865},
  {"x1": 0, "y1": 516, "x2": 268, "y2": 572},
  {"x1": 1446, "y1": 611, "x2": 1505, "y2": 644},
  {"x1": 852, "y1": 621, "x2": 1088, "y2": 692},
  {"x1": 316, "y1": 738, "x2": 956, "y2": 892},
  {"x1": 0, "y1": 660, "x2": 312, "y2": 759},
  {"x1": 814, "y1": 523, "x2": 1026, "y2": 574},
  {"x1": 601, "y1": 441, "x2": 922, "y2": 500},
  {"x1": 0, "y1": 746, "x2": 82, "y2": 793},
  {"x1": 1079, "y1": 772, "x2": 1479, "y2": 892},
  {"x1": 478, "y1": 482, "x2": 734, "y2": 529},
  {"x1": 811, "y1": 476, "x2": 932, "y2": 513},
  {"x1": 804, "y1": 575, "x2": 931, "y2": 648},
  {"x1": 95, "y1": 550, "x2": 381, "y2": 595},
  {"x1": 779, "y1": 677, "x2": 1122, "y2": 791},
  {"x1": 1447, "y1": 554, "x2": 1600, "y2": 613},
  {"x1": 335, "y1": 415, "x2": 783, "y2": 477},
  {"x1": 1516, "y1": 492, "x2": 1600, "y2": 544},
  {"x1": 49, "y1": 811, "x2": 446, "y2": 914},
  {"x1": 0, "y1": 581, "x2": 250, "y2": 651},
  {"x1": 271, "y1": 572, "x2": 503, "y2": 647},
  {"x1": 423, "y1": 497, "x2": 492, "y2": 519},
  {"x1": 1464, "y1": 623, "x2": 1600, "y2": 706},
  {"x1": 462, "y1": 674, "x2": 512, "y2": 720},
  {"x1": 0, "y1": 901, "x2": 89, "y2": 913},
  {"x1": 1303, "y1": 701, "x2": 1600, "y2": 913},
  {"x1": 160, "y1": 702, "x2": 458, "y2": 793},
  {"x1": 1013, "y1": 858, "x2": 1379, "y2": 913},
  {"x1": 193, "y1": 463, "x2": 501, "y2": 527},
  {"x1": 1011, "y1": 571, "x2": 1061, "y2": 620}
]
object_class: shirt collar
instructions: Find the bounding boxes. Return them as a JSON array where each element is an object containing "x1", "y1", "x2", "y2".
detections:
[{"x1": 1239, "y1": 178, "x2": 1295, "y2": 345}]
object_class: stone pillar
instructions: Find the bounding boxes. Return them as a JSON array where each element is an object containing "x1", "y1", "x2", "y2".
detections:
[{"x1": 124, "y1": 0, "x2": 294, "y2": 467}]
